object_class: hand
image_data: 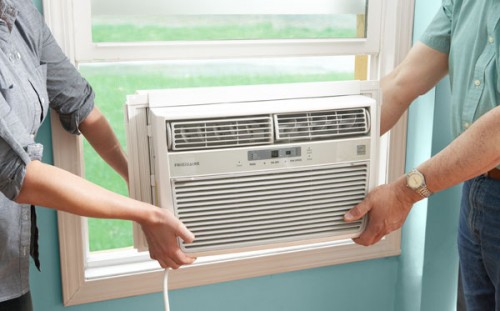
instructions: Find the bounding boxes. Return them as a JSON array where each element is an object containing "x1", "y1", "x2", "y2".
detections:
[
  {"x1": 344, "y1": 182, "x2": 416, "y2": 246},
  {"x1": 141, "y1": 208, "x2": 196, "y2": 269}
]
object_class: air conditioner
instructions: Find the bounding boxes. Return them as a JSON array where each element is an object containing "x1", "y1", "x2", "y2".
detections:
[{"x1": 126, "y1": 81, "x2": 380, "y2": 257}]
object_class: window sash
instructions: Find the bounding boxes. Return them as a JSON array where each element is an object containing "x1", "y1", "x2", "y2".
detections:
[{"x1": 69, "y1": 0, "x2": 382, "y2": 63}]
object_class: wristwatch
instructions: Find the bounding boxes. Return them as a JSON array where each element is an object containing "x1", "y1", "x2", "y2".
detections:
[{"x1": 406, "y1": 169, "x2": 433, "y2": 198}]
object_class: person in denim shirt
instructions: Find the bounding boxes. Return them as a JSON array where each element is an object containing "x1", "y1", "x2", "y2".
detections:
[
  {"x1": 344, "y1": 1, "x2": 500, "y2": 310},
  {"x1": 0, "y1": 1, "x2": 195, "y2": 309}
]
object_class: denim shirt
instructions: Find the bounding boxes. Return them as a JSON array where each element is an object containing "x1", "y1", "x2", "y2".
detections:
[
  {"x1": 0, "y1": 0, "x2": 94, "y2": 301},
  {"x1": 420, "y1": 0, "x2": 500, "y2": 139}
]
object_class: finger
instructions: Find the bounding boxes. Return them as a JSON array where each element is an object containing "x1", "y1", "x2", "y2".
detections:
[
  {"x1": 353, "y1": 221, "x2": 385, "y2": 246},
  {"x1": 344, "y1": 201, "x2": 370, "y2": 222},
  {"x1": 174, "y1": 220, "x2": 195, "y2": 243},
  {"x1": 353, "y1": 231, "x2": 385, "y2": 246},
  {"x1": 172, "y1": 249, "x2": 197, "y2": 266},
  {"x1": 158, "y1": 257, "x2": 181, "y2": 270}
]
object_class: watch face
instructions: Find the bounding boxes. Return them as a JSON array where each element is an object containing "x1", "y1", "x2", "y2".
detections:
[{"x1": 407, "y1": 172, "x2": 424, "y2": 189}]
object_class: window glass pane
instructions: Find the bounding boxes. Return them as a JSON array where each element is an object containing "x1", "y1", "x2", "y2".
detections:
[
  {"x1": 83, "y1": 120, "x2": 131, "y2": 251},
  {"x1": 81, "y1": 55, "x2": 363, "y2": 252},
  {"x1": 90, "y1": 0, "x2": 367, "y2": 42}
]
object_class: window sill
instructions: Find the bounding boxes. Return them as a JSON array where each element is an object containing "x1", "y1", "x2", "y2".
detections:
[{"x1": 67, "y1": 233, "x2": 400, "y2": 306}]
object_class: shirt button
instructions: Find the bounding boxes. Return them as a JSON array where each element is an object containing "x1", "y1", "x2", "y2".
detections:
[
  {"x1": 9, "y1": 51, "x2": 21, "y2": 62},
  {"x1": 474, "y1": 79, "x2": 481, "y2": 86},
  {"x1": 464, "y1": 122, "x2": 470, "y2": 129},
  {"x1": 489, "y1": 36, "x2": 495, "y2": 44}
]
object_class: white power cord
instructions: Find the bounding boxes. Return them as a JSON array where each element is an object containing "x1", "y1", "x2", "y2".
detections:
[{"x1": 163, "y1": 269, "x2": 171, "y2": 311}]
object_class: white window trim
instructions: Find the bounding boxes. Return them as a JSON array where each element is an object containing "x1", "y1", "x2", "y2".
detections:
[{"x1": 43, "y1": 0, "x2": 413, "y2": 306}]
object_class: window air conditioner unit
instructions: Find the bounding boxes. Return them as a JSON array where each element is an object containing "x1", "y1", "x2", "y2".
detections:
[{"x1": 125, "y1": 81, "x2": 380, "y2": 257}]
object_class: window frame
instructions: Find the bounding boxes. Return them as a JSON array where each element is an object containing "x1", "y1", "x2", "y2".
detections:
[{"x1": 43, "y1": 0, "x2": 414, "y2": 305}]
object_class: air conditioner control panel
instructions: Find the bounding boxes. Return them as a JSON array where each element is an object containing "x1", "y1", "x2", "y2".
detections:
[
  {"x1": 247, "y1": 147, "x2": 301, "y2": 161},
  {"x1": 168, "y1": 138, "x2": 371, "y2": 178}
]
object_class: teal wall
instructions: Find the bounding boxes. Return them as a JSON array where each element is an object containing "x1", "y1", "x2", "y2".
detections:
[
  {"x1": 394, "y1": 0, "x2": 460, "y2": 310},
  {"x1": 29, "y1": 0, "x2": 459, "y2": 310}
]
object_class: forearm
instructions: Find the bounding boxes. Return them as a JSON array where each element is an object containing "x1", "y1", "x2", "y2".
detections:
[
  {"x1": 79, "y1": 106, "x2": 129, "y2": 182},
  {"x1": 380, "y1": 73, "x2": 415, "y2": 135},
  {"x1": 16, "y1": 160, "x2": 196, "y2": 268},
  {"x1": 16, "y1": 160, "x2": 154, "y2": 224},
  {"x1": 417, "y1": 106, "x2": 500, "y2": 194},
  {"x1": 380, "y1": 42, "x2": 449, "y2": 135},
  {"x1": 344, "y1": 109, "x2": 500, "y2": 246}
]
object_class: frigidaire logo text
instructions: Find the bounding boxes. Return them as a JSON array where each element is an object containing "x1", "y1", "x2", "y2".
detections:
[{"x1": 174, "y1": 162, "x2": 200, "y2": 167}]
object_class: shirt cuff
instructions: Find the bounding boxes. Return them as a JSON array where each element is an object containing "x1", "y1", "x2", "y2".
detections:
[
  {"x1": 57, "y1": 88, "x2": 95, "y2": 135},
  {"x1": 0, "y1": 157, "x2": 27, "y2": 201}
]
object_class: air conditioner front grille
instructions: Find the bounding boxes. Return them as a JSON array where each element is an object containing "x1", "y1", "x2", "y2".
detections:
[
  {"x1": 173, "y1": 163, "x2": 368, "y2": 253},
  {"x1": 275, "y1": 108, "x2": 370, "y2": 142},
  {"x1": 169, "y1": 116, "x2": 273, "y2": 151}
]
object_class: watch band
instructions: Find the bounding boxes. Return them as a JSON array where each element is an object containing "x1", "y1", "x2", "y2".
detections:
[
  {"x1": 416, "y1": 185, "x2": 432, "y2": 198},
  {"x1": 406, "y1": 169, "x2": 433, "y2": 198}
]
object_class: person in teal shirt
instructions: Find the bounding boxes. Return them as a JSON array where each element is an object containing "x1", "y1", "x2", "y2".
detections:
[{"x1": 344, "y1": 1, "x2": 500, "y2": 309}]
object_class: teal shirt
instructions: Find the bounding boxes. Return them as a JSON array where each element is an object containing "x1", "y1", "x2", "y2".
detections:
[{"x1": 420, "y1": 0, "x2": 500, "y2": 138}]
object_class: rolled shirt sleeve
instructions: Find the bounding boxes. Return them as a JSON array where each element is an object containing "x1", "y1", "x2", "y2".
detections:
[
  {"x1": 419, "y1": 0, "x2": 454, "y2": 54},
  {"x1": 0, "y1": 149, "x2": 27, "y2": 201},
  {"x1": 0, "y1": 115, "x2": 31, "y2": 200},
  {"x1": 21, "y1": 0, "x2": 95, "y2": 134},
  {"x1": 0, "y1": 112, "x2": 45, "y2": 200},
  {"x1": 42, "y1": 29, "x2": 95, "y2": 135}
]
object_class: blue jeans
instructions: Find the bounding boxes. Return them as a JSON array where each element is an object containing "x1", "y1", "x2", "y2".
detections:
[
  {"x1": 0, "y1": 292, "x2": 33, "y2": 311},
  {"x1": 458, "y1": 175, "x2": 500, "y2": 311}
]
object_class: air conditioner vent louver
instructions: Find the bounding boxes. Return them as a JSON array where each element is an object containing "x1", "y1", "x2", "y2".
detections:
[
  {"x1": 173, "y1": 163, "x2": 368, "y2": 253},
  {"x1": 275, "y1": 108, "x2": 370, "y2": 142},
  {"x1": 169, "y1": 116, "x2": 273, "y2": 151}
]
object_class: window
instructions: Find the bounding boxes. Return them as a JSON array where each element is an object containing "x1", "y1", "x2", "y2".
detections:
[
  {"x1": 83, "y1": 56, "x2": 358, "y2": 252},
  {"x1": 44, "y1": 0, "x2": 414, "y2": 305}
]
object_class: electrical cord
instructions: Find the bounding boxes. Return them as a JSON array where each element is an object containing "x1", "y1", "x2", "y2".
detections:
[{"x1": 164, "y1": 269, "x2": 170, "y2": 311}]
